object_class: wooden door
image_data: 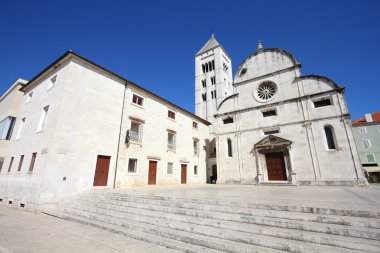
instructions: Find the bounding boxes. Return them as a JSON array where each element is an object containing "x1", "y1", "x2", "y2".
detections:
[
  {"x1": 181, "y1": 164, "x2": 187, "y2": 184},
  {"x1": 148, "y1": 161, "x2": 157, "y2": 185},
  {"x1": 93, "y1": 155, "x2": 111, "y2": 186},
  {"x1": 265, "y1": 152, "x2": 287, "y2": 181}
]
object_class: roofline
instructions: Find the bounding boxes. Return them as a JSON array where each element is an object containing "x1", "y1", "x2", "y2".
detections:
[
  {"x1": 19, "y1": 50, "x2": 211, "y2": 126},
  {"x1": 195, "y1": 44, "x2": 232, "y2": 60},
  {"x1": 298, "y1": 75, "x2": 341, "y2": 89},
  {"x1": 235, "y1": 48, "x2": 298, "y2": 77},
  {"x1": 352, "y1": 121, "x2": 380, "y2": 126},
  {"x1": 0, "y1": 78, "x2": 28, "y2": 103}
]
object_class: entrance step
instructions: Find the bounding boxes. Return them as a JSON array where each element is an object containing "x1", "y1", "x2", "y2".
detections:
[{"x1": 44, "y1": 190, "x2": 380, "y2": 253}]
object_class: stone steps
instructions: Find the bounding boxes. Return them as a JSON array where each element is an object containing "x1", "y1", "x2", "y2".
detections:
[
  {"x1": 65, "y1": 201, "x2": 380, "y2": 252},
  {"x1": 47, "y1": 209, "x2": 284, "y2": 253},
  {"x1": 70, "y1": 195, "x2": 380, "y2": 241},
  {"x1": 45, "y1": 190, "x2": 380, "y2": 253},
  {"x1": 79, "y1": 193, "x2": 380, "y2": 229}
]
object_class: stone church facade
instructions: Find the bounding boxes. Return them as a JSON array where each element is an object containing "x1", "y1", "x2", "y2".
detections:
[{"x1": 196, "y1": 35, "x2": 367, "y2": 186}]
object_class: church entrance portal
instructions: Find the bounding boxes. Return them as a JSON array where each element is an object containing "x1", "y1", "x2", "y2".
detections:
[{"x1": 265, "y1": 152, "x2": 287, "y2": 181}]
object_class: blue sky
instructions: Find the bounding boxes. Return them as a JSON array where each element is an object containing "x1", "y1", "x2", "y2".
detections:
[{"x1": 1, "y1": 0, "x2": 379, "y2": 119}]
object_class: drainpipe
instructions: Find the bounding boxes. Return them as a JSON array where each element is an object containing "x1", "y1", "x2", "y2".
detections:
[{"x1": 113, "y1": 81, "x2": 128, "y2": 189}]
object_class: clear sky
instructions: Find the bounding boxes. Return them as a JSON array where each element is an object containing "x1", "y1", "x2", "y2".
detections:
[{"x1": 1, "y1": 0, "x2": 379, "y2": 120}]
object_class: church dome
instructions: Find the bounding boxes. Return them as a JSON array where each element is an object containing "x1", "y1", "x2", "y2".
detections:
[{"x1": 234, "y1": 43, "x2": 299, "y2": 83}]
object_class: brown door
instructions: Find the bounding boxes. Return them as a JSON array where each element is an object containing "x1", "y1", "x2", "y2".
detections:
[
  {"x1": 93, "y1": 155, "x2": 111, "y2": 186},
  {"x1": 181, "y1": 164, "x2": 187, "y2": 184},
  {"x1": 148, "y1": 161, "x2": 157, "y2": 185},
  {"x1": 265, "y1": 152, "x2": 287, "y2": 181}
]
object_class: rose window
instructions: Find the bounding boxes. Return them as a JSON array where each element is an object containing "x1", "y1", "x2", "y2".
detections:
[{"x1": 256, "y1": 82, "x2": 276, "y2": 102}]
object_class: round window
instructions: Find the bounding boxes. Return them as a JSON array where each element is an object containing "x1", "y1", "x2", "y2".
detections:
[{"x1": 254, "y1": 81, "x2": 277, "y2": 102}]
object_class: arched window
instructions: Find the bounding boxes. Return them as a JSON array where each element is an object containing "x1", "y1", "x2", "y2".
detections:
[
  {"x1": 208, "y1": 62, "x2": 212, "y2": 71},
  {"x1": 205, "y1": 63, "x2": 209, "y2": 72},
  {"x1": 227, "y1": 138, "x2": 232, "y2": 157},
  {"x1": 212, "y1": 60, "x2": 215, "y2": 70},
  {"x1": 202, "y1": 64, "x2": 205, "y2": 73},
  {"x1": 324, "y1": 125, "x2": 337, "y2": 150}
]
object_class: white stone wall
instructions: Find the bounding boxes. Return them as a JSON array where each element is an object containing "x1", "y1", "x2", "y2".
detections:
[
  {"x1": 215, "y1": 49, "x2": 366, "y2": 185},
  {"x1": 0, "y1": 57, "x2": 125, "y2": 209},
  {"x1": 115, "y1": 85, "x2": 209, "y2": 187}
]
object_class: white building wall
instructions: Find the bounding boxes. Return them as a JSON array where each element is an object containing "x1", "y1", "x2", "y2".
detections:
[
  {"x1": 115, "y1": 85, "x2": 209, "y2": 187},
  {"x1": 0, "y1": 58, "x2": 125, "y2": 210}
]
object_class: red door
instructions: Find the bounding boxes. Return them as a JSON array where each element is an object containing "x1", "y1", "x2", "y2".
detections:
[
  {"x1": 148, "y1": 161, "x2": 157, "y2": 185},
  {"x1": 265, "y1": 152, "x2": 287, "y2": 181},
  {"x1": 93, "y1": 155, "x2": 111, "y2": 186},
  {"x1": 181, "y1": 164, "x2": 187, "y2": 184}
]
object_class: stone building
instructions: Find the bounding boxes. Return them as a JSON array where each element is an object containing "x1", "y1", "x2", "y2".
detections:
[
  {"x1": 196, "y1": 35, "x2": 367, "y2": 186},
  {"x1": 0, "y1": 51, "x2": 209, "y2": 210},
  {"x1": 352, "y1": 112, "x2": 380, "y2": 181}
]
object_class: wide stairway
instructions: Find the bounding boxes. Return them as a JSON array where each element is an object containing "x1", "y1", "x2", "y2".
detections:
[{"x1": 44, "y1": 190, "x2": 380, "y2": 253}]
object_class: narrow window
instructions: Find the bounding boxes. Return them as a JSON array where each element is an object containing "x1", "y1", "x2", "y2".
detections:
[
  {"x1": 205, "y1": 63, "x2": 209, "y2": 72},
  {"x1": 132, "y1": 94, "x2": 144, "y2": 106},
  {"x1": 192, "y1": 121, "x2": 198, "y2": 129},
  {"x1": 313, "y1": 98, "x2": 332, "y2": 108},
  {"x1": 362, "y1": 139, "x2": 371, "y2": 149},
  {"x1": 212, "y1": 60, "x2": 215, "y2": 70},
  {"x1": 194, "y1": 165, "x2": 198, "y2": 175},
  {"x1": 8, "y1": 157, "x2": 14, "y2": 173},
  {"x1": 17, "y1": 155, "x2": 24, "y2": 172},
  {"x1": 223, "y1": 117, "x2": 234, "y2": 124},
  {"x1": 227, "y1": 139, "x2": 232, "y2": 157},
  {"x1": 167, "y1": 132, "x2": 176, "y2": 150},
  {"x1": 48, "y1": 75, "x2": 57, "y2": 89},
  {"x1": 37, "y1": 106, "x2": 49, "y2": 131},
  {"x1": 324, "y1": 126, "x2": 337, "y2": 150},
  {"x1": 193, "y1": 140, "x2": 199, "y2": 155},
  {"x1": 128, "y1": 158, "x2": 137, "y2": 173},
  {"x1": 211, "y1": 91, "x2": 214, "y2": 99},
  {"x1": 366, "y1": 154, "x2": 376, "y2": 163},
  {"x1": 202, "y1": 93, "x2": 207, "y2": 101},
  {"x1": 29, "y1": 153, "x2": 37, "y2": 172},
  {"x1": 264, "y1": 129, "x2": 280, "y2": 135},
  {"x1": 358, "y1": 127, "x2": 367, "y2": 134},
  {"x1": 202, "y1": 64, "x2": 205, "y2": 73},
  {"x1": 26, "y1": 92, "x2": 33, "y2": 103},
  {"x1": 168, "y1": 110, "x2": 175, "y2": 120},
  {"x1": 202, "y1": 79, "x2": 206, "y2": 88},
  {"x1": 16, "y1": 117, "x2": 26, "y2": 139},
  {"x1": 167, "y1": 162, "x2": 173, "y2": 174},
  {"x1": 130, "y1": 121, "x2": 143, "y2": 143},
  {"x1": 208, "y1": 62, "x2": 212, "y2": 71},
  {"x1": 262, "y1": 109, "x2": 277, "y2": 117}
]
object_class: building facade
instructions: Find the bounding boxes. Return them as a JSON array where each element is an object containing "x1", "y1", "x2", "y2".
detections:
[
  {"x1": 196, "y1": 36, "x2": 367, "y2": 186},
  {"x1": 352, "y1": 112, "x2": 380, "y2": 182},
  {"x1": 0, "y1": 51, "x2": 209, "y2": 211},
  {"x1": 0, "y1": 79, "x2": 27, "y2": 170}
]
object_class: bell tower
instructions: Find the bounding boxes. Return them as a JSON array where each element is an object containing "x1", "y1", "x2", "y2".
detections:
[{"x1": 195, "y1": 34, "x2": 233, "y2": 130}]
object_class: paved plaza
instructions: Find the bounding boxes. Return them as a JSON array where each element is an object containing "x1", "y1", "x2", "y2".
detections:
[{"x1": 0, "y1": 184, "x2": 379, "y2": 253}]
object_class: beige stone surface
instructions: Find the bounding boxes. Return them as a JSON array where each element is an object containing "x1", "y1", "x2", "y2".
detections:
[{"x1": 0, "y1": 206, "x2": 179, "y2": 253}]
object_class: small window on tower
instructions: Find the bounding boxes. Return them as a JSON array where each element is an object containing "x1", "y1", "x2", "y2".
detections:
[
  {"x1": 202, "y1": 79, "x2": 206, "y2": 88},
  {"x1": 212, "y1": 60, "x2": 215, "y2": 70},
  {"x1": 202, "y1": 93, "x2": 207, "y2": 101},
  {"x1": 193, "y1": 121, "x2": 198, "y2": 129}
]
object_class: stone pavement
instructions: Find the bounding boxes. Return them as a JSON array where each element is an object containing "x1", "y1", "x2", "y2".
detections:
[{"x1": 0, "y1": 206, "x2": 179, "y2": 253}]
